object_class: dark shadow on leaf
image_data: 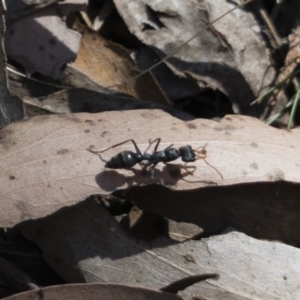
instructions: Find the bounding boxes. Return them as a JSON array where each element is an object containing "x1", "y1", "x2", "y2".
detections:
[
  {"x1": 17, "y1": 196, "x2": 180, "y2": 282},
  {"x1": 95, "y1": 170, "x2": 127, "y2": 191},
  {"x1": 67, "y1": 88, "x2": 193, "y2": 120},
  {"x1": 125, "y1": 181, "x2": 300, "y2": 245},
  {"x1": 94, "y1": 163, "x2": 201, "y2": 191},
  {"x1": 153, "y1": 49, "x2": 267, "y2": 117}
]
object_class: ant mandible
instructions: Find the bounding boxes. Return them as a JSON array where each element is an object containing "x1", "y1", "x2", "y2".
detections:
[{"x1": 88, "y1": 138, "x2": 222, "y2": 179}]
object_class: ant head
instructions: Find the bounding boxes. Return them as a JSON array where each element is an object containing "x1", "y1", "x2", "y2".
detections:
[
  {"x1": 179, "y1": 145, "x2": 195, "y2": 162},
  {"x1": 193, "y1": 143, "x2": 208, "y2": 159}
]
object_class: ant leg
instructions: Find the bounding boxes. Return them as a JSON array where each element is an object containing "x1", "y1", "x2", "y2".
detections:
[
  {"x1": 162, "y1": 143, "x2": 173, "y2": 151},
  {"x1": 141, "y1": 160, "x2": 159, "y2": 179},
  {"x1": 149, "y1": 163, "x2": 159, "y2": 179},
  {"x1": 180, "y1": 164, "x2": 196, "y2": 176},
  {"x1": 88, "y1": 139, "x2": 142, "y2": 155},
  {"x1": 144, "y1": 138, "x2": 161, "y2": 154},
  {"x1": 152, "y1": 138, "x2": 161, "y2": 153},
  {"x1": 142, "y1": 159, "x2": 159, "y2": 170},
  {"x1": 145, "y1": 138, "x2": 174, "y2": 154}
]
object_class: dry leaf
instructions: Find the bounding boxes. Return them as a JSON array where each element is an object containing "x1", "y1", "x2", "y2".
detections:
[
  {"x1": 264, "y1": 25, "x2": 300, "y2": 123},
  {"x1": 0, "y1": 257, "x2": 37, "y2": 298},
  {"x1": 22, "y1": 87, "x2": 190, "y2": 119},
  {"x1": 71, "y1": 29, "x2": 168, "y2": 104},
  {"x1": 19, "y1": 199, "x2": 219, "y2": 298},
  {"x1": 133, "y1": 47, "x2": 201, "y2": 102},
  {"x1": 125, "y1": 182, "x2": 300, "y2": 245},
  {"x1": 5, "y1": 0, "x2": 87, "y2": 79},
  {"x1": 18, "y1": 199, "x2": 300, "y2": 299},
  {"x1": 113, "y1": 0, "x2": 275, "y2": 115},
  {"x1": 167, "y1": 220, "x2": 203, "y2": 242},
  {"x1": 5, "y1": 0, "x2": 59, "y2": 24},
  {"x1": 273, "y1": 0, "x2": 300, "y2": 37},
  {"x1": 1, "y1": 110, "x2": 300, "y2": 227},
  {"x1": 2, "y1": 282, "x2": 184, "y2": 300},
  {"x1": 0, "y1": 228, "x2": 64, "y2": 289},
  {"x1": 0, "y1": 4, "x2": 23, "y2": 129}
]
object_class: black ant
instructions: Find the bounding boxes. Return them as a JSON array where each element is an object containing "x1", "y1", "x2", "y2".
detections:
[{"x1": 88, "y1": 138, "x2": 222, "y2": 179}]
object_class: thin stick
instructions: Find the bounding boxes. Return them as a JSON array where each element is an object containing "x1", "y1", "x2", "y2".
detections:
[
  {"x1": 6, "y1": 65, "x2": 71, "y2": 90},
  {"x1": 287, "y1": 86, "x2": 300, "y2": 131}
]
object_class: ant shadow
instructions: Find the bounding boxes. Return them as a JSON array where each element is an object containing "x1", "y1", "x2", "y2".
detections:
[{"x1": 95, "y1": 163, "x2": 218, "y2": 191}]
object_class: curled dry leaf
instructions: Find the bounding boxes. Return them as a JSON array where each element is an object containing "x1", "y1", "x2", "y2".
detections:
[
  {"x1": 113, "y1": 0, "x2": 275, "y2": 114},
  {"x1": 2, "y1": 282, "x2": 184, "y2": 300},
  {"x1": 18, "y1": 200, "x2": 300, "y2": 299},
  {"x1": 0, "y1": 109, "x2": 300, "y2": 227}
]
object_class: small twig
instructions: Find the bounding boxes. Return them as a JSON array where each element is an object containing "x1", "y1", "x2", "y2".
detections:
[
  {"x1": 6, "y1": 65, "x2": 72, "y2": 90},
  {"x1": 258, "y1": 3, "x2": 281, "y2": 47}
]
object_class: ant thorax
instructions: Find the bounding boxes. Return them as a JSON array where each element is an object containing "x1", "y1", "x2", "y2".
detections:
[{"x1": 164, "y1": 148, "x2": 181, "y2": 162}]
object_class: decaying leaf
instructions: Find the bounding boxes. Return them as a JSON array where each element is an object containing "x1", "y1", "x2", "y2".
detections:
[
  {"x1": 5, "y1": 0, "x2": 87, "y2": 79},
  {"x1": 18, "y1": 199, "x2": 300, "y2": 299},
  {"x1": 113, "y1": 0, "x2": 276, "y2": 115},
  {"x1": 1, "y1": 110, "x2": 300, "y2": 227}
]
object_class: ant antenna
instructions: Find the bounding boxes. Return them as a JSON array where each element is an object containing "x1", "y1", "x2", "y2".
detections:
[
  {"x1": 194, "y1": 144, "x2": 223, "y2": 179},
  {"x1": 203, "y1": 158, "x2": 223, "y2": 180}
]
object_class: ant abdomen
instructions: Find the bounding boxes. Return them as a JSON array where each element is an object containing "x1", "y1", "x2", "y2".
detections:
[{"x1": 106, "y1": 151, "x2": 142, "y2": 168}]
